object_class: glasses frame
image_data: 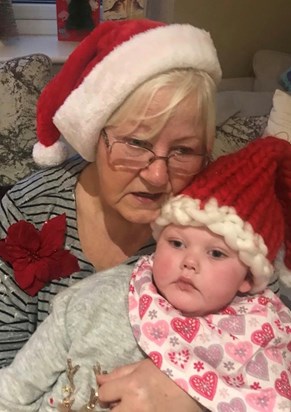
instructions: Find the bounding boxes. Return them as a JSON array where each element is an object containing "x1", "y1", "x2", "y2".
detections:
[{"x1": 101, "y1": 128, "x2": 208, "y2": 176}]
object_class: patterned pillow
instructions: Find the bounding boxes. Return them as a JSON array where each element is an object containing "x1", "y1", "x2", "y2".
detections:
[
  {"x1": 0, "y1": 54, "x2": 52, "y2": 185},
  {"x1": 211, "y1": 115, "x2": 268, "y2": 161}
]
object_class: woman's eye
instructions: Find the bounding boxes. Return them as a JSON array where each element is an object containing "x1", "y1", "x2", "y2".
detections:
[
  {"x1": 209, "y1": 249, "x2": 227, "y2": 259},
  {"x1": 171, "y1": 146, "x2": 198, "y2": 156},
  {"x1": 168, "y1": 239, "x2": 184, "y2": 249},
  {"x1": 125, "y1": 137, "x2": 149, "y2": 149}
]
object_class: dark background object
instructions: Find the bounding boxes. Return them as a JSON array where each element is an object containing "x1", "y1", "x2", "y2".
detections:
[{"x1": 66, "y1": 0, "x2": 95, "y2": 30}]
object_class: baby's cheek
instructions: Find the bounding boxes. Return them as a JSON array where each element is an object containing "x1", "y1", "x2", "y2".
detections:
[{"x1": 155, "y1": 257, "x2": 172, "y2": 275}]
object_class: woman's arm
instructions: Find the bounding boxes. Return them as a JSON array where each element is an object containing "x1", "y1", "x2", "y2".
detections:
[
  {"x1": 97, "y1": 359, "x2": 206, "y2": 412},
  {"x1": 0, "y1": 192, "x2": 34, "y2": 368}
]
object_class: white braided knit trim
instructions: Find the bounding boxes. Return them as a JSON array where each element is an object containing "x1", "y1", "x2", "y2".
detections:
[{"x1": 152, "y1": 195, "x2": 273, "y2": 293}]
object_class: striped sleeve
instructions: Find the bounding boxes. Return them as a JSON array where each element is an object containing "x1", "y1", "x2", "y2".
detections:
[
  {"x1": 0, "y1": 156, "x2": 156, "y2": 368},
  {"x1": 0, "y1": 157, "x2": 95, "y2": 368},
  {"x1": 0, "y1": 190, "x2": 36, "y2": 368}
]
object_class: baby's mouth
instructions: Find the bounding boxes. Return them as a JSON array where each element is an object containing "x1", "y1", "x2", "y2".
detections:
[{"x1": 176, "y1": 279, "x2": 194, "y2": 292}]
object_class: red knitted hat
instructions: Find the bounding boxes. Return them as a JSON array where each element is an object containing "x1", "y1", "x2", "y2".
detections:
[
  {"x1": 153, "y1": 136, "x2": 291, "y2": 293},
  {"x1": 33, "y1": 19, "x2": 222, "y2": 166}
]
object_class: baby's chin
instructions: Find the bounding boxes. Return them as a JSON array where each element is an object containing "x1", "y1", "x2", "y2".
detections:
[{"x1": 166, "y1": 290, "x2": 207, "y2": 317}]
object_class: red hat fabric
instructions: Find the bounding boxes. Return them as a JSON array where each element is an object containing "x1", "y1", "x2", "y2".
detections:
[
  {"x1": 33, "y1": 19, "x2": 222, "y2": 166},
  {"x1": 153, "y1": 136, "x2": 291, "y2": 293}
]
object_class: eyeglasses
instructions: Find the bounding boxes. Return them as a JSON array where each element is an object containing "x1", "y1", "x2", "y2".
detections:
[{"x1": 101, "y1": 129, "x2": 208, "y2": 176}]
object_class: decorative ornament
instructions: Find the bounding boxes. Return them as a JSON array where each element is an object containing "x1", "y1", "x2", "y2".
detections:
[
  {"x1": 58, "y1": 359, "x2": 102, "y2": 412},
  {"x1": 0, "y1": 214, "x2": 80, "y2": 296},
  {"x1": 66, "y1": 0, "x2": 95, "y2": 31}
]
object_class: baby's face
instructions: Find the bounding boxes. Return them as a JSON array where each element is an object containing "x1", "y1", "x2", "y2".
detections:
[{"x1": 153, "y1": 225, "x2": 251, "y2": 316}]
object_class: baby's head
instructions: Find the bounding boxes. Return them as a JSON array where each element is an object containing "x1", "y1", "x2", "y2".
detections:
[
  {"x1": 152, "y1": 136, "x2": 291, "y2": 300},
  {"x1": 152, "y1": 223, "x2": 252, "y2": 316}
]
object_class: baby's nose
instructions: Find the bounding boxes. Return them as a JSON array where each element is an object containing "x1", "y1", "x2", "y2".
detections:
[{"x1": 182, "y1": 258, "x2": 199, "y2": 273}]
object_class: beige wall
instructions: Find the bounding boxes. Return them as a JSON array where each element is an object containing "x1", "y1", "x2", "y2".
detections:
[{"x1": 174, "y1": 0, "x2": 291, "y2": 78}]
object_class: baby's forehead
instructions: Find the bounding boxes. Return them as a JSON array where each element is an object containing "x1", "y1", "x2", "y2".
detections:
[
  {"x1": 159, "y1": 224, "x2": 245, "y2": 259},
  {"x1": 161, "y1": 224, "x2": 223, "y2": 241}
]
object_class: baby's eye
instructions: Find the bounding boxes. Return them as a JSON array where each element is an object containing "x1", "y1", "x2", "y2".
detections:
[
  {"x1": 169, "y1": 239, "x2": 185, "y2": 249},
  {"x1": 209, "y1": 249, "x2": 227, "y2": 259}
]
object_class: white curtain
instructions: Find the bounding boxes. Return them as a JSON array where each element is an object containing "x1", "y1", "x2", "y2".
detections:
[{"x1": 0, "y1": 0, "x2": 18, "y2": 39}]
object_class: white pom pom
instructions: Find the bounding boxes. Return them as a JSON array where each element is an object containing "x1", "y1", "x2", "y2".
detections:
[{"x1": 33, "y1": 141, "x2": 69, "y2": 167}]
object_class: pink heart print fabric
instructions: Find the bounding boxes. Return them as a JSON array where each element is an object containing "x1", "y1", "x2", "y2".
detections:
[{"x1": 128, "y1": 255, "x2": 291, "y2": 412}]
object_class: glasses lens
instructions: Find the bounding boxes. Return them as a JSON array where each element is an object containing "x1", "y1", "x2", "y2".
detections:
[
  {"x1": 108, "y1": 139, "x2": 206, "y2": 176},
  {"x1": 168, "y1": 154, "x2": 205, "y2": 176},
  {"x1": 110, "y1": 142, "x2": 151, "y2": 168}
]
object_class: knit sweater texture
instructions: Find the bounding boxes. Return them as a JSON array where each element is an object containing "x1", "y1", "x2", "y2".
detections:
[{"x1": 0, "y1": 266, "x2": 145, "y2": 411}]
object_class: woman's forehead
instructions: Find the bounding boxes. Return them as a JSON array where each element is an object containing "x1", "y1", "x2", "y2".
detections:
[{"x1": 110, "y1": 100, "x2": 202, "y2": 139}]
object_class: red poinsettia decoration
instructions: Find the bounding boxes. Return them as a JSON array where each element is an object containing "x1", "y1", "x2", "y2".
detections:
[{"x1": 0, "y1": 214, "x2": 80, "y2": 296}]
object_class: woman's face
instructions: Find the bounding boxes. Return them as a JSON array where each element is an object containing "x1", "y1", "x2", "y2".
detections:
[{"x1": 94, "y1": 88, "x2": 206, "y2": 225}]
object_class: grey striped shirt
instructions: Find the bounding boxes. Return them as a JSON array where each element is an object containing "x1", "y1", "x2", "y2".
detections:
[{"x1": 0, "y1": 156, "x2": 155, "y2": 368}]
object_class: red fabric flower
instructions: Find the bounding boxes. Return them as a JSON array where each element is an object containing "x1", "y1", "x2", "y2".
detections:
[{"x1": 0, "y1": 214, "x2": 80, "y2": 296}]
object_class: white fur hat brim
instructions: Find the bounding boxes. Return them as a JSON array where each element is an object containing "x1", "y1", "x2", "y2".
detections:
[{"x1": 53, "y1": 24, "x2": 222, "y2": 162}]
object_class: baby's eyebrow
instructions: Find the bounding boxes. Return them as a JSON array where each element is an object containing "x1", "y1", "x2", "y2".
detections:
[{"x1": 210, "y1": 241, "x2": 229, "y2": 250}]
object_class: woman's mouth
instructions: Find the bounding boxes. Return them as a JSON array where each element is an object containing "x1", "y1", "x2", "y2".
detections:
[{"x1": 132, "y1": 192, "x2": 164, "y2": 203}]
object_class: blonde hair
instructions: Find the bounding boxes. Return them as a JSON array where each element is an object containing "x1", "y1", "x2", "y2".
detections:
[{"x1": 106, "y1": 68, "x2": 217, "y2": 152}]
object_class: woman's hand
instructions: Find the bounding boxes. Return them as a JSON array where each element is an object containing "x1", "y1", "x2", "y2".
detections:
[{"x1": 96, "y1": 359, "x2": 204, "y2": 412}]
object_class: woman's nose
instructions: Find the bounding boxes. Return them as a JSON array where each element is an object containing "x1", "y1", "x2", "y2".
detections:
[{"x1": 139, "y1": 158, "x2": 169, "y2": 187}]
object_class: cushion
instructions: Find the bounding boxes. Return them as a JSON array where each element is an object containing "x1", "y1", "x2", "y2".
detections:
[
  {"x1": 211, "y1": 115, "x2": 268, "y2": 160},
  {"x1": 218, "y1": 77, "x2": 254, "y2": 92},
  {"x1": 0, "y1": 54, "x2": 52, "y2": 186},
  {"x1": 280, "y1": 281, "x2": 291, "y2": 310},
  {"x1": 253, "y1": 50, "x2": 291, "y2": 92},
  {"x1": 216, "y1": 91, "x2": 273, "y2": 126},
  {"x1": 263, "y1": 89, "x2": 291, "y2": 143}
]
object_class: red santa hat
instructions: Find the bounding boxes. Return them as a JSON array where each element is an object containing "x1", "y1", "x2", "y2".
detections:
[
  {"x1": 33, "y1": 19, "x2": 222, "y2": 166},
  {"x1": 152, "y1": 136, "x2": 291, "y2": 294}
]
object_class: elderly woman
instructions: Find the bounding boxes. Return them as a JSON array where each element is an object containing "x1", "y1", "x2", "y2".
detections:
[{"x1": 0, "y1": 19, "x2": 221, "y2": 411}]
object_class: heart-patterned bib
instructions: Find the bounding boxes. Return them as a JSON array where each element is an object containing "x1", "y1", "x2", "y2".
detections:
[{"x1": 129, "y1": 255, "x2": 291, "y2": 412}]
